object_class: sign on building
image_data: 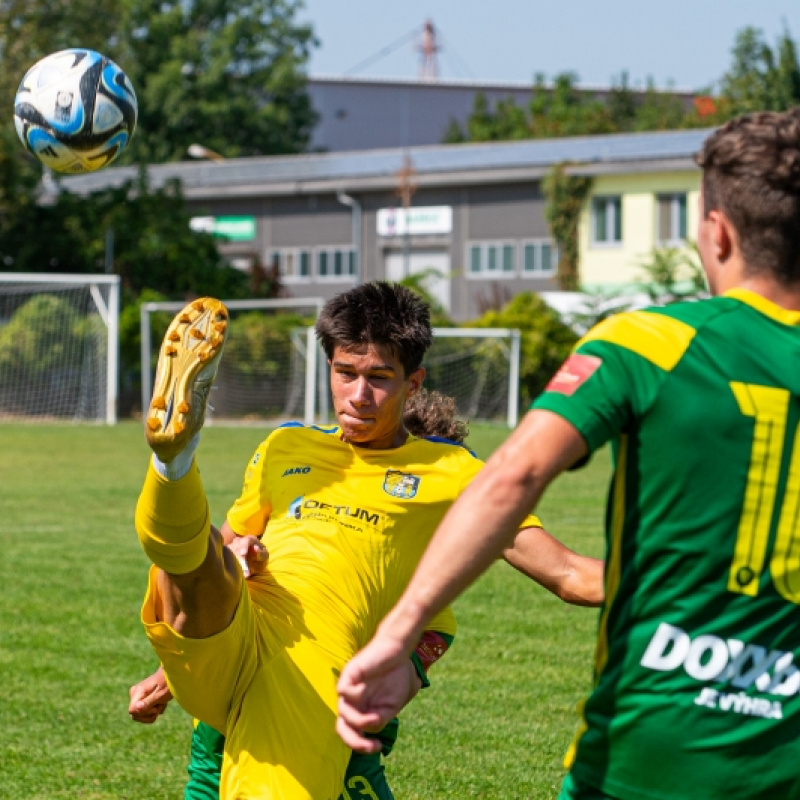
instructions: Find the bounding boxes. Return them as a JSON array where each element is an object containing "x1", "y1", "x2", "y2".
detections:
[
  {"x1": 377, "y1": 206, "x2": 452, "y2": 237},
  {"x1": 190, "y1": 215, "x2": 257, "y2": 241}
]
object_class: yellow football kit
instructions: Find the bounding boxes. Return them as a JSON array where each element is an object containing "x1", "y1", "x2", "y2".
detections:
[{"x1": 141, "y1": 424, "x2": 541, "y2": 799}]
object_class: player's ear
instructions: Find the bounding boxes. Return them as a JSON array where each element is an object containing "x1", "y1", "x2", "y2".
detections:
[
  {"x1": 407, "y1": 367, "x2": 425, "y2": 397},
  {"x1": 710, "y1": 209, "x2": 734, "y2": 262}
]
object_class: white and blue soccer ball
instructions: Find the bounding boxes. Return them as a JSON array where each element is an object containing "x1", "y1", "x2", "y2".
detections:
[{"x1": 14, "y1": 49, "x2": 137, "y2": 174}]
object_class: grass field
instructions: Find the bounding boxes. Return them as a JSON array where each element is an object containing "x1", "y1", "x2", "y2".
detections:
[{"x1": 0, "y1": 421, "x2": 609, "y2": 799}]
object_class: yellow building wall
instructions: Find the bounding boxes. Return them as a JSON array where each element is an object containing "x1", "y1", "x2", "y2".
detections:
[{"x1": 579, "y1": 171, "x2": 701, "y2": 290}]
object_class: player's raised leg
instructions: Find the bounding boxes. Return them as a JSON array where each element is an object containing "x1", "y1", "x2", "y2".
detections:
[{"x1": 135, "y1": 297, "x2": 241, "y2": 639}]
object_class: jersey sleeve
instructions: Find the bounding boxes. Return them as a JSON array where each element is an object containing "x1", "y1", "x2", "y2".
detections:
[
  {"x1": 226, "y1": 438, "x2": 273, "y2": 536},
  {"x1": 533, "y1": 310, "x2": 691, "y2": 454}
]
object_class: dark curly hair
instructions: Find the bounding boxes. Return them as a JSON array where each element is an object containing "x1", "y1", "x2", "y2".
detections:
[
  {"x1": 315, "y1": 282, "x2": 432, "y2": 376},
  {"x1": 695, "y1": 108, "x2": 800, "y2": 284},
  {"x1": 403, "y1": 389, "x2": 468, "y2": 444}
]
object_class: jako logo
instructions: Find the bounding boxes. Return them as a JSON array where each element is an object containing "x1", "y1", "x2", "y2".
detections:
[
  {"x1": 640, "y1": 622, "x2": 800, "y2": 696},
  {"x1": 282, "y1": 466, "x2": 311, "y2": 477}
]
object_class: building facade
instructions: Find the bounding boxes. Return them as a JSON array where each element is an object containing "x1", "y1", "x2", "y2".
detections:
[{"x1": 54, "y1": 128, "x2": 711, "y2": 321}]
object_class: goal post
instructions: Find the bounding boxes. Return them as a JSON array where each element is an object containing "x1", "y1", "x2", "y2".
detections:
[
  {"x1": 428, "y1": 327, "x2": 521, "y2": 428},
  {"x1": 0, "y1": 272, "x2": 120, "y2": 424}
]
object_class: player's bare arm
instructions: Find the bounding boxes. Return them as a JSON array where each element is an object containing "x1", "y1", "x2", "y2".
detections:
[
  {"x1": 503, "y1": 526, "x2": 604, "y2": 607},
  {"x1": 337, "y1": 410, "x2": 587, "y2": 742}
]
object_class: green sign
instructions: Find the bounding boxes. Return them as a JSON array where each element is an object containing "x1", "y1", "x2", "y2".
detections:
[{"x1": 190, "y1": 215, "x2": 256, "y2": 241}]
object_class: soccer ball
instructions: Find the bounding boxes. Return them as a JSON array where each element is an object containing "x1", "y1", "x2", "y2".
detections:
[{"x1": 13, "y1": 49, "x2": 137, "y2": 174}]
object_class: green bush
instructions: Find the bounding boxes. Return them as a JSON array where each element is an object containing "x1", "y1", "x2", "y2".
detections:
[
  {"x1": 471, "y1": 292, "x2": 578, "y2": 409},
  {"x1": 0, "y1": 294, "x2": 97, "y2": 376}
]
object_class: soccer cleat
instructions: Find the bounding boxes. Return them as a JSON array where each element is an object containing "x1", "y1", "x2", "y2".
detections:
[{"x1": 145, "y1": 297, "x2": 229, "y2": 462}]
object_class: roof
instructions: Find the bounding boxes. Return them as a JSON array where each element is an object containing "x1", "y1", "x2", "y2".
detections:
[{"x1": 47, "y1": 127, "x2": 712, "y2": 201}]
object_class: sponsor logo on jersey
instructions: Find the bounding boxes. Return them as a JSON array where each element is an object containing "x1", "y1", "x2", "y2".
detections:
[
  {"x1": 640, "y1": 621, "x2": 796, "y2": 720},
  {"x1": 545, "y1": 353, "x2": 602, "y2": 396},
  {"x1": 281, "y1": 465, "x2": 311, "y2": 477},
  {"x1": 286, "y1": 495, "x2": 382, "y2": 527},
  {"x1": 383, "y1": 470, "x2": 420, "y2": 499},
  {"x1": 288, "y1": 496, "x2": 303, "y2": 519}
]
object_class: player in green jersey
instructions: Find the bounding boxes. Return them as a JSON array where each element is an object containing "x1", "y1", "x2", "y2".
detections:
[{"x1": 337, "y1": 109, "x2": 800, "y2": 800}]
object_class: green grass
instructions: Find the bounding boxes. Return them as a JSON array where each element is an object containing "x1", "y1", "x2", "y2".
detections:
[{"x1": 0, "y1": 421, "x2": 609, "y2": 799}]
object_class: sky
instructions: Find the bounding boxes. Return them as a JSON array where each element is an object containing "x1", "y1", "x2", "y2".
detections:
[{"x1": 298, "y1": 0, "x2": 800, "y2": 92}]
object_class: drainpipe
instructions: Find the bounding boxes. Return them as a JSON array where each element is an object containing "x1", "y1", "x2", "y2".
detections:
[{"x1": 337, "y1": 190, "x2": 362, "y2": 283}]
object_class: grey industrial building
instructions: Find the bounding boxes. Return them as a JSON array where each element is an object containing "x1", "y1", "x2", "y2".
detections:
[{"x1": 53, "y1": 127, "x2": 708, "y2": 322}]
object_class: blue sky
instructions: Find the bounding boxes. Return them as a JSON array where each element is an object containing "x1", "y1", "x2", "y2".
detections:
[{"x1": 298, "y1": 1, "x2": 800, "y2": 91}]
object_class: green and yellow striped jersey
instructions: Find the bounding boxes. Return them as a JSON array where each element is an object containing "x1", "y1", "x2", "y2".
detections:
[{"x1": 535, "y1": 289, "x2": 800, "y2": 800}]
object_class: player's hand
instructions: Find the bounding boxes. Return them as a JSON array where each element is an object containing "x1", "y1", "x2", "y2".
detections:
[
  {"x1": 128, "y1": 666, "x2": 173, "y2": 724},
  {"x1": 337, "y1": 634, "x2": 415, "y2": 753},
  {"x1": 226, "y1": 535, "x2": 268, "y2": 579}
]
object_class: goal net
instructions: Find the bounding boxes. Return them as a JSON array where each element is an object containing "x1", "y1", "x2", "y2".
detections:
[
  {"x1": 0, "y1": 273, "x2": 120, "y2": 423},
  {"x1": 141, "y1": 300, "x2": 520, "y2": 428},
  {"x1": 141, "y1": 298, "x2": 326, "y2": 425},
  {"x1": 425, "y1": 327, "x2": 521, "y2": 427}
]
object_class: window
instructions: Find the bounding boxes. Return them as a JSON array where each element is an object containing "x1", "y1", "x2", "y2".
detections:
[
  {"x1": 317, "y1": 247, "x2": 357, "y2": 280},
  {"x1": 657, "y1": 193, "x2": 688, "y2": 244},
  {"x1": 466, "y1": 241, "x2": 517, "y2": 277},
  {"x1": 268, "y1": 248, "x2": 311, "y2": 281},
  {"x1": 522, "y1": 240, "x2": 559, "y2": 275},
  {"x1": 592, "y1": 196, "x2": 622, "y2": 244}
]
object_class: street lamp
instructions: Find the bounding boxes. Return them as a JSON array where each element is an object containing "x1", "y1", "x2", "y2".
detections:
[{"x1": 188, "y1": 143, "x2": 226, "y2": 162}]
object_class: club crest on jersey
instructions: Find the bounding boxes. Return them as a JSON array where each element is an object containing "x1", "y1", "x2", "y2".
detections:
[{"x1": 383, "y1": 470, "x2": 420, "y2": 499}]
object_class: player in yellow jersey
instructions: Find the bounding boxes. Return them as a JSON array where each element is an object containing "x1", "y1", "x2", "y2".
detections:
[{"x1": 134, "y1": 282, "x2": 602, "y2": 799}]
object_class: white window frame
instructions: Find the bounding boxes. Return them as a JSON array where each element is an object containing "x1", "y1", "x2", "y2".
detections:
[
  {"x1": 591, "y1": 195, "x2": 623, "y2": 246},
  {"x1": 465, "y1": 240, "x2": 518, "y2": 279},
  {"x1": 315, "y1": 246, "x2": 357, "y2": 282},
  {"x1": 656, "y1": 193, "x2": 688, "y2": 246},
  {"x1": 521, "y1": 238, "x2": 559, "y2": 277},
  {"x1": 267, "y1": 247, "x2": 313, "y2": 282}
]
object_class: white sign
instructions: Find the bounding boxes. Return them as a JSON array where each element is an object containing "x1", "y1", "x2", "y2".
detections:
[{"x1": 377, "y1": 206, "x2": 452, "y2": 237}]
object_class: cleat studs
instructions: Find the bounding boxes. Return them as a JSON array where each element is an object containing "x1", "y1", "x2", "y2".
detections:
[
  {"x1": 165, "y1": 346, "x2": 177, "y2": 356},
  {"x1": 179, "y1": 313, "x2": 191, "y2": 323},
  {"x1": 213, "y1": 321, "x2": 227, "y2": 332},
  {"x1": 189, "y1": 328, "x2": 204, "y2": 340},
  {"x1": 198, "y1": 350, "x2": 211, "y2": 362},
  {"x1": 177, "y1": 401, "x2": 190, "y2": 414},
  {"x1": 173, "y1": 421, "x2": 185, "y2": 434},
  {"x1": 168, "y1": 331, "x2": 180, "y2": 342},
  {"x1": 146, "y1": 418, "x2": 161, "y2": 431},
  {"x1": 152, "y1": 396, "x2": 166, "y2": 410},
  {"x1": 191, "y1": 299, "x2": 206, "y2": 311}
]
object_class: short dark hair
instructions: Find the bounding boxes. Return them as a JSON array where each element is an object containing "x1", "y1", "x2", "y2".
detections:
[
  {"x1": 315, "y1": 282, "x2": 432, "y2": 375},
  {"x1": 695, "y1": 108, "x2": 800, "y2": 284}
]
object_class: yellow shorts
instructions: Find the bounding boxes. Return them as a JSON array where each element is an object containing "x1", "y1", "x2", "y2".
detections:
[{"x1": 141, "y1": 566, "x2": 351, "y2": 799}]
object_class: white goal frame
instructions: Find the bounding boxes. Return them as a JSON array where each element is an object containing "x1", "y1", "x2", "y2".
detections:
[
  {"x1": 431, "y1": 327, "x2": 521, "y2": 428},
  {"x1": 0, "y1": 272, "x2": 120, "y2": 424}
]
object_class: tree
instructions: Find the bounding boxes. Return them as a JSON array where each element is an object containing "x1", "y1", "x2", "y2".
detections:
[
  {"x1": 719, "y1": 25, "x2": 800, "y2": 115},
  {"x1": 120, "y1": 0, "x2": 318, "y2": 163},
  {"x1": 543, "y1": 164, "x2": 593, "y2": 291}
]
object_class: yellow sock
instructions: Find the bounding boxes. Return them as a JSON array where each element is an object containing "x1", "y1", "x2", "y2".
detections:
[{"x1": 135, "y1": 460, "x2": 210, "y2": 574}]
